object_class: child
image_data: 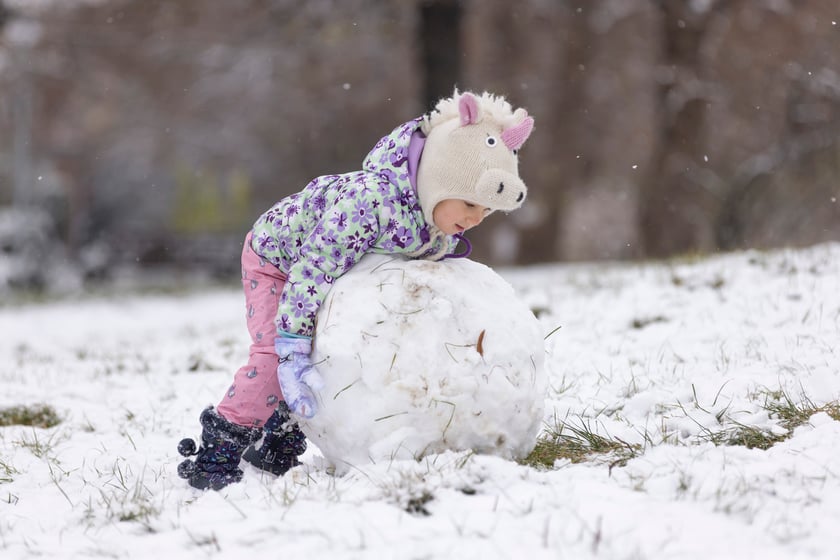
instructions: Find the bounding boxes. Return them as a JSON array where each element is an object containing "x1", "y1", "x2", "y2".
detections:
[{"x1": 176, "y1": 89, "x2": 535, "y2": 490}]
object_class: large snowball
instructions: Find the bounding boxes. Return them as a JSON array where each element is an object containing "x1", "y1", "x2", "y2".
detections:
[{"x1": 298, "y1": 254, "x2": 547, "y2": 474}]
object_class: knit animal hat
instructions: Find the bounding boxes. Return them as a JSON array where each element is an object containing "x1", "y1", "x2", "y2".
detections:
[{"x1": 416, "y1": 90, "x2": 535, "y2": 226}]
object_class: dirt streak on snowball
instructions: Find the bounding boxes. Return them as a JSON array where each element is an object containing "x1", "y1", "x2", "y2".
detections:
[{"x1": 298, "y1": 254, "x2": 547, "y2": 474}]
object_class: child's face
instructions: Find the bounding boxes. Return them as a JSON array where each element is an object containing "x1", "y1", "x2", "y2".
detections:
[{"x1": 432, "y1": 199, "x2": 491, "y2": 235}]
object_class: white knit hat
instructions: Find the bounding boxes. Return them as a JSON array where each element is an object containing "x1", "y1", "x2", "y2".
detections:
[{"x1": 416, "y1": 90, "x2": 535, "y2": 226}]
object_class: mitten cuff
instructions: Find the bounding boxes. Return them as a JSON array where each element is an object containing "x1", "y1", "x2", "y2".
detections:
[{"x1": 275, "y1": 335, "x2": 312, "y2": 356}]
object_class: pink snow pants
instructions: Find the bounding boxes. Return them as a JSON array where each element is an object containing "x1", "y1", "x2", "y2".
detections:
[{"x1": 216, "y1": 233, "x2": 287, "y2": 429}]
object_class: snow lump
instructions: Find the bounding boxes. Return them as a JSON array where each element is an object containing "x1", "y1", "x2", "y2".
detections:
[{"x1": 298, "y1": 254, "x2": 547, "y2": 474}]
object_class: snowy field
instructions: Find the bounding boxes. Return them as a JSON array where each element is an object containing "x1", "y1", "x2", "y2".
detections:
[{"x1": 1, "y1": 242, "x2": 839, "y2": 559}]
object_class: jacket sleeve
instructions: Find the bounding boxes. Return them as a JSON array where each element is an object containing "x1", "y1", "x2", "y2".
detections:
[{"x1": 275, "y1": 181, "x2": 386, "y2": 337}]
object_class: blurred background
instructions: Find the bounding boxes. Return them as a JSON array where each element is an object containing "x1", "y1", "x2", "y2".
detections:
[{"x1": 1, "y1": 0, "x2": 839, "y2": 295}]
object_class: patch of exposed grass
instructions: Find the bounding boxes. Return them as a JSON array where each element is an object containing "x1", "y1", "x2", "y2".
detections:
[
  {"x1": 630, "y1": 315, "x2": 667, "y2": 330},
  {"x1": 522, "y1": 417, "x2": 641, "y2": 470},
  {"x1": 376, "y1": 471, "x2": 438, "y2": 517},
  {"x1": 0, "y1": 404, "x2": 61, "y2": 428},
  {"x1": 700, "y1": 389, "x2": 840, "y2": 450},
  {"x1": 528, "y1": 388, "x2": 840, "y2": 468},
  {"x1": 761, "y1": 389, "x2": 840, "y2": 429},
  {"x1": 700, "y1": 421, "x2": 787, "y2": 450},
  {"x1": 15, "y1": 429, "x2": 67, "y2": 459},
  {"x1": 404, "y1": 490, "x2": 434, "y2": 516},
  {"x1": 87, "y1": 462, "x2": 164, "y2": 531},
  {"x1": 0, "y1": 457, "x2": 19, "y2": 484}
]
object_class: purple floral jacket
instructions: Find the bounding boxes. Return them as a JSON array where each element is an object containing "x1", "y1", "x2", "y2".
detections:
[{"x1": 250, "y1": 118, "x2": 459, "y2": 337}]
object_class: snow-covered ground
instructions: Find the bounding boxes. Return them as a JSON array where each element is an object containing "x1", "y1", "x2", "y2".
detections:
[{"x1": 1, "y1": 242, "x2": 838, "y2": 559}]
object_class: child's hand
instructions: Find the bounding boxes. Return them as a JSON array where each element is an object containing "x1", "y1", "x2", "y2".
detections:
[{"x1": 275, "y1": 337, "x2": 324, "y2": 419}]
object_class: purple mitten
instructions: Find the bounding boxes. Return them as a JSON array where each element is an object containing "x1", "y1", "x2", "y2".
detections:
[{"x1": 275, "y1": 336, "x2": 324, "y2": 419}]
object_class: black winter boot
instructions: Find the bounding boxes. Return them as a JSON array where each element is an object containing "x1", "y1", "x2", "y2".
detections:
[
  {"x1": 177, "y1": 406, "x2": 259, "y2": 491},
  {"x1": 242, "y1": 402, "x2": 307, "y2": 476}
]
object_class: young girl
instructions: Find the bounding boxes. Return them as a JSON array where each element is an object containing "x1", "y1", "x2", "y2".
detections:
[{"x1": 177, "y1": 89, "x2": 535, "y2": 490}]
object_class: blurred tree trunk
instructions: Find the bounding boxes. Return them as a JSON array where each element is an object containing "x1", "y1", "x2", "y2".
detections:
[
  {"x1": 12, "y1": 64, "x2": 33, "y2": 207},
  {"x1": 643, "y1": 0, "x2": 840, "y2": 257},
  {"x1": 420, "y1": 0, "x2": 462, "y2": 110},
  {"x1": 710, "y1": 0, "x2": 840, "y2": 252},
  {"x1": 641, "y1": 0, "x2": 723, "y2": 258},
  {"x1": 462, "y1": 1, "x2": 570, "y2": 264},
  {"x1": 463, "y1": 1, "x2": 657, "y2": 263},
  {"x1": 554, "y1": 0, "x2": 656, "y2": 261}
]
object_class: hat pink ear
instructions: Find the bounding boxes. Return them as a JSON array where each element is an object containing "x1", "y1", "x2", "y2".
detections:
[
  {"x1": 502, "y1": 113, "x2": 534, "y2": 151},
  {"x1": 458, "y1": 92, "x2": 481, "y2": 125}
]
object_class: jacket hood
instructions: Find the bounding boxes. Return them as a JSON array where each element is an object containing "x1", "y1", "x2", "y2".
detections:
[
  {"x1": 359, "y1": 117, "x2": 461, "y2": 261},
  {"x1": 362, "y1": 118, "x2": 424, "y2": 191}
]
